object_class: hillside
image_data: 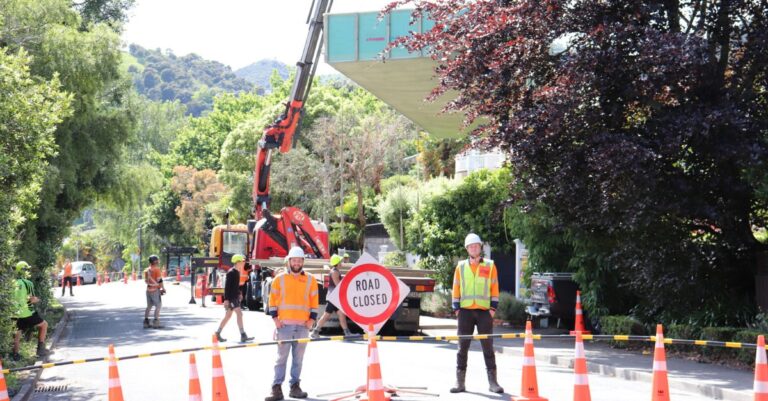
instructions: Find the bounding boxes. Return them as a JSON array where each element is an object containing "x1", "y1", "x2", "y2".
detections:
[
  {"x1": 126, "y1": 44, "x2": 256, "y2": 116},
  {"x1": 234, "y1": 59, "x2": 290, "y2": 92}
]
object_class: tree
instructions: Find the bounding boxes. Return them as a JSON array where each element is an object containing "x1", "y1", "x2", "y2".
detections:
[
  {"x1": 0, "y1": 46, "x2": 71, "y2": 354},
  {"x1": 391, "y1": 0, "x2": 768, "y2": 324},
  {"x1": 170, "y1": 166, "x2": 227, "y2": 246},
  {"x1": 3, "y1": 0, "x2": 135, "y2": 273},
  {"x1": 310, "y1": 104, "x2": 417, "y2": 248}
]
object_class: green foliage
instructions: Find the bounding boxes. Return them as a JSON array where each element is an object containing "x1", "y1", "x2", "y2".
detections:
[
  {"x1": 0, "y1": 38, "x2": 72, "y2": 354},
  {"x1": 382, "y1": 251, "x2": 407, "y2": 267},
  {"x1": 495, "y1": 292, "x2": 527, "y2": 325},
  {"x1": 420, "y1": 291, "x2": 453, "y2": 317},
  {"x1": 415, "y1": 133, "x2": 469, "y2": 178},
  {"x1": 128, "y1": 44, "x2": 255, "y2": 116},
  {"x1": 599, "y1": 315, "x2": 647, "y2": 348}
]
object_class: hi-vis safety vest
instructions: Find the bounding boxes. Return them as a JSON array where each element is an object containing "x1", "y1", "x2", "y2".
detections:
[
  {"x1": 269, "y1": 272, "x2": 319, "y2": 323},
  {"x1": 457, "y1": 259, "x2": 495, "y2": 309}
]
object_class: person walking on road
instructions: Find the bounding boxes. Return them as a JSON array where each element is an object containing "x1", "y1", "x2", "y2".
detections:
[
  {"x1": 12, "y1": 261, "x2": 49, "y2": 360},
  {"x1": 450, "y1": 233, "x2": 504, "y2": 394},
  {"x1": 61, "y1": 258, "x2": 74, "y2": 296},
  {"x1": 215, "y1": 254, "x2": 254, "y2": 343},
  {"x1": 310, "y1": 254, "x2": 352, "y2": 338},
  {"x1": 265, "y1": 246, "x2": 319, "y2": 401},
  {"x1": 143, "y1": 255, "x2": 166, "y2": 329}
]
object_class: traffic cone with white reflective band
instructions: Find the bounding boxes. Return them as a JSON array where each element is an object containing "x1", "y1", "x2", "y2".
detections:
[
  {"x1": 573, "y1": 331, "x2": 591, "y2": 401},
  {"x1": 570, "y1": 291, "x2": 590, "y2": 335},
  {"x1": 0, "y1": 359, "x2": 10, "y2": 401},
  {"x1": 107, "y1": 344, "x2": 124, "y2": 401},
  {"x1": 211, "y1": 334, "x2": 229, "y2": 401},
  {"x1": 363, "y1": 325, "x2": 389, "y2": 401},
  {"x1": 651, "y1": 324, "x2": 671, "y2": 401},
  {"x1": 512, "y1": 320, "x2": 548, "y2": 401},
  {"x1": 189, "y1": 353, "x2": 202, "y2": 401},
  {"x1": 754, "y1": 335, "x2": 768, "y2": 400}
]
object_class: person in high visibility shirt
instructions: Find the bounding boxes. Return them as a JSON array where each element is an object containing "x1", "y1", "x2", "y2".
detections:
[
  {"x1": 450, "y1": 233, "x2": 504, "y2": 394},
  {"x1": 143, "y1": 255, "x2": 166, "y2": 329},
  {"x1": 61, "y1": 258, "x2": 74, "y2": 296},
  {"x1": 214, "y1": 254, "x2": 254, "y2": 343},
  {"x1": 265, "y1": 246, "x2": 318, "y2": 401},
  {"x1": 237, "y1": 259, "x2": 252, "y2": 309},
  {"x1": 12, "y1": 261, "x2": 49, "y2": 360},
  {"x1": 309, "y1": 254, "x2": 352, "y2": 338}
]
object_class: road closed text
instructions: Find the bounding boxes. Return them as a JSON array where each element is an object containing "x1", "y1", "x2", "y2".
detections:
[{"x1": 351, "y1": 278, "x2": 389, "y2": 307}]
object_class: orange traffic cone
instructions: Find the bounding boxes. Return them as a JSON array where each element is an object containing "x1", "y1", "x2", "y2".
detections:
[
  {"x1": 573, "y1": 331, "x2": 591, "y2": 401},
  {"x1": 216, "y1": 295, "x2": 223, "y2": 305},
  {"x1": 511, "y1": 321, "x2": 548, "y2": 401},
  {"x1": 651, "y1": 324, "x2": 671, "y2": 401},
  {"x1": 364, "y1": 325, "x2": 389, "y2": 401},
  {"x1": 177, "y1": 268, "x2": 182, "y2": 282},
  {"x1": 76, "y1": 276, "x2": 81, "y2": 286},
  {"x1": 570, "y1": 291, "x2": 590, "y2": 335},
  {"x1": 132, "y1": 271, "x2": 137, "y2": 281},
  {"x1": 0, "y1": 358, "x2": 10, "y2": 401},
  {"x1": 123, "y1": 273, "x2": 128, "y2": 284},
  {"x1": 97, "y1": 273, "x2": 102, "y2": 286},
  {"x1": 185, "y1": 266, "x2": 190, "y2": 276},
  {"x1": 211, "y1": 334, "x2": 229, "y2": 401},
  {"x1": 107, "y1": 344, "x2": 125, "y2": 401},
  {"x1": 189, "y1": 353, "x2": 203, "y2": 401},
  {"x1": 754, "y1": 335, "x2": 768, "y2": 401}
]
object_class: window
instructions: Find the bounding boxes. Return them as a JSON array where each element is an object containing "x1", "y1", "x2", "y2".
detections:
[{"x1": 223, "y1": 231, "x2": 248, "y2": 255}]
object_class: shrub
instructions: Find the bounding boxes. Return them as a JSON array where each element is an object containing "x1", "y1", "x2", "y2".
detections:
[
  {"x1": 599, "y1": 315, "x2": 647, "y2": 348},
  {"x1": 700, "y1": 327, "x2": 740, "y2": 360},
  {"x1": 421, "y1": 291, "x2": 453, "y2": 318},
  {"x1": 667, "y1": 324, "x2": 701, "y2": 352},
  {"x1": 495, "y1": 292, "x2": 527, "y2": 326},
  {"x1": 733, "y1": 329, "x2": 766, "y2": 365}
]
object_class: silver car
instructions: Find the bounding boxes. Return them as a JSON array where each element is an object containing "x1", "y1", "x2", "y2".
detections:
[{"x1": 57, "y1": 261, "x2": 98, "y2": 285}]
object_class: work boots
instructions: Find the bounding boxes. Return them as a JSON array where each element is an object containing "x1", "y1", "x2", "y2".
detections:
[
  {"x1": 289, "y1": 382, "x2": 308, "y2": 399},
  {"x1": 264, "y1": 384, "x2": 283, "y2": 401},
  {"x1": 152, "y1": 319, "x2": 164, "y2": 329},
  {"x1": 309, "y1": 328, "x2": 320, "y2": 339},
  {"x1": 143, "y1": 318, "x2": 151, "y2": 329},
  {"x1": 215, "y1": 332, "x2": 226, "y2": 342},
  {"x1": 36, "y1": 341, "x2": 49, "y2": 358},
  {"x1": 487, "y1": 368, "x2": 504, "y2": 393},
  {"x1": 450, "y1": 369, "x2": 466, "y2": 393},
  {"x1": 240, "y1": 332, "x2": 254, "y2": 343}
]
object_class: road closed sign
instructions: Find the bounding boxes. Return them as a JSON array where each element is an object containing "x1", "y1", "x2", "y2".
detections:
[{"x1": 326, "y1": 253, "x2": 410, "y2": 334}]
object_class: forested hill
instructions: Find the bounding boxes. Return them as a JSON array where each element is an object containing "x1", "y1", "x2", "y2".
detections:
[
  {"x1": 126, "y1": 44, "x2": 256, "y2": 116},
  {"x1": 234, "y1": 59, "x2": 289, "y2": 92}
]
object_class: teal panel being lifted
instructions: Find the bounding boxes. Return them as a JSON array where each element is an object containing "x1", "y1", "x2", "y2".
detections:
[{"x1": 325, "y1": 10, "x2": 467, "y2": 139}]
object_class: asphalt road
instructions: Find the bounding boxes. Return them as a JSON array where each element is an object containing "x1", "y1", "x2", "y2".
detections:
[{"x1": 30, "y1": 280, "x2": 719, "y2": 401}]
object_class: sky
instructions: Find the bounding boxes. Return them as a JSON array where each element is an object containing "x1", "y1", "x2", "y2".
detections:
[{"x1": 121, "y1": 0, "x2": 400, "y2": 75}]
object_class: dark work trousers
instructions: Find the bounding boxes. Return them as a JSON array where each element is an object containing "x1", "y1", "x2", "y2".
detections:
[
  {"x1": 456, "y1": 308, "x2": 496, "y2": 370},
  {"x1": 61, "y1": 277, "x2": 74, "y2": 295}
]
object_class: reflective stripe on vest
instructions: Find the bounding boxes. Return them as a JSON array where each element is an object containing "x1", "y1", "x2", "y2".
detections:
[
  {"x1": 458, "y1": 260, "x2": 492, "y2": 309},
  {"x1": 278, "y1": 274, "x2": 314, "y2": 316}
]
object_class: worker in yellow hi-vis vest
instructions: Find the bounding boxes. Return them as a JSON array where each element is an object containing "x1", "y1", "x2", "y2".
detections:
[{"x1": 450, "y1": 233, "x2": 504, "y2": 394}]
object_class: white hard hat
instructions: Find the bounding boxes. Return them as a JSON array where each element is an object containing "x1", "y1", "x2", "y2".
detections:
[
  {"x1": 287, "y1": 246, "x2": 305, "y2": 260},
  {"x1": 464, "y1": 233, "x2": 482, "y2": 247}
]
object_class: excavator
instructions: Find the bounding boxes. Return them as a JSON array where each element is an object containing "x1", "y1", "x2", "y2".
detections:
[{"x1": 198, "y1": 0, "x2": 435, "y2": 332}]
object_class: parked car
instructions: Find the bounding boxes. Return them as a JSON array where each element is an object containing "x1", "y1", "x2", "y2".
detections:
[
  {"x1": 526, "y1": 272, "x2": 581, "y2": 329},
  {"x1": 57, "y1": 261, "x2": 98, "y2": 285}
]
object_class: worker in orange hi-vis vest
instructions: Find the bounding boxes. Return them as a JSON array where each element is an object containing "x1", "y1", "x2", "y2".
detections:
[
  {"x1": 265, "y1": 247, "x2": 319, "y2": 401},
  {"x1": 143, "y1": 255, "x2": 166, "y2": 329},
  {"x1": 450, "y1": 233, "x2": 504, "y2": 394},
  {"x1": 61, "y1": 258, "x2": 74, "y2": 297}
]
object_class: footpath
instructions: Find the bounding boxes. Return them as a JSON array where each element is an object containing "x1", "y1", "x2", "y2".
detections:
[{"x1": 420, "y1": 316, "x2": 754, "y2": 401}]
